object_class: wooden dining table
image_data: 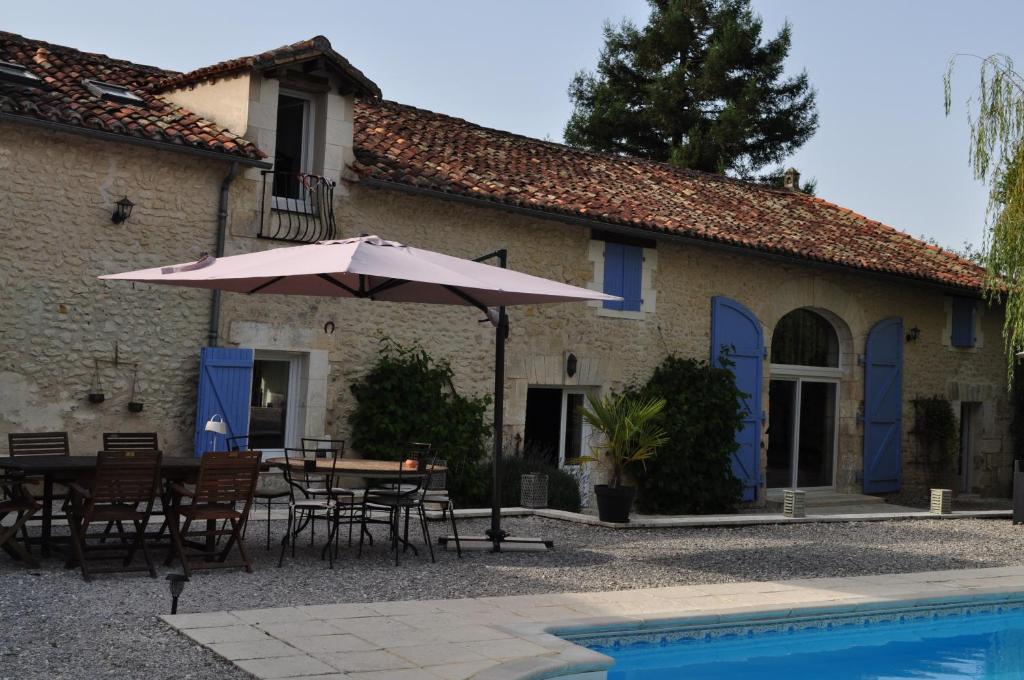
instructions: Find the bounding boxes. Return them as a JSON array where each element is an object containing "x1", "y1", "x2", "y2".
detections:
[{"x1": 0, "y1": 454, "x2": 202, "y2": 558}]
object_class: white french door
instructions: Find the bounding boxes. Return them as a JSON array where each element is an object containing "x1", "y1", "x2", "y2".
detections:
[{"x1": 767, "y1": 369, "x2": 840, "y2": 489}]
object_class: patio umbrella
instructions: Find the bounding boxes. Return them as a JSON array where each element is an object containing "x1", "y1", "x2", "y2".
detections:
[{"x1": 101, "y1": 235, "x2": 619, "y2": 551}]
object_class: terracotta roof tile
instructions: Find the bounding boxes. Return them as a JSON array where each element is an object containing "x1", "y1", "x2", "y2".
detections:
[
  {"x1": 0, "y1": 31, "x2": 264, "y2": 161},
  {"x1": 353, "y1": 100, "x2": 986, "y2": 291}
]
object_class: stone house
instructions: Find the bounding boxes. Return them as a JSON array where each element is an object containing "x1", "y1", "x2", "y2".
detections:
[{"x1": 0, "y1": 31, "x2": 1011, "y2": 503}]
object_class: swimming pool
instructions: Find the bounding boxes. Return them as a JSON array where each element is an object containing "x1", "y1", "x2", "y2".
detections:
[{"x1": 571, "y1": 597, "x2": 1024, "y2": 679}]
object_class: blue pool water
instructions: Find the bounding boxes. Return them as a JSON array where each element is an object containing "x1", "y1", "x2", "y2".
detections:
[{"x1": 586, "y1": 601, "x2": 1024, "y2": 679}]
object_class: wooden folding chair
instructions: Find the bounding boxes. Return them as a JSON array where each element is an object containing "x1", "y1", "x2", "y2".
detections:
[
  {"x1": 0, "y1": 469, "x2": 41, "y2": 567},
  {"x1": 99, "y1": 433, "x2": 160, "y2": 541},
  {"x1": 102, "y1": 432, "x2": 158, "y2": 451},
  {"x1": 66, "y1": 450, "x2": 162, "y2": 581},
  {"x1": 165, "y1": 450, "x2": 260, "y2": 577},
  {"x1": 8, "y1": 431, "x2": 71, "y2": 547}
]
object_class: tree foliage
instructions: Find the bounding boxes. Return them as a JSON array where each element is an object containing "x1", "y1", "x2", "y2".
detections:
[
  {"x1": 348, "y1": 338, "x2": 491, "y2": 503},
  {"x1": 565, "y1": 0, "x2": 818, "y2": 178},
  {"x1": 945, "y1": 54, "x2": 1024, "y2": 371},
  {"x1": 626, "y1": 356, "x2": 744, "y2": 514}
]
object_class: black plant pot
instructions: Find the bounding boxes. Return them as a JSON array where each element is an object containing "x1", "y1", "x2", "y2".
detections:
[
  {"x1": 88, "y1": 392, "x2": 105, "y2": 404},
  {"x1": 128, "y1": 401, "x2": 144, "y2": 413},
  {"x1": 594, "y1": 484, "x2": 635, "y2": 523}
]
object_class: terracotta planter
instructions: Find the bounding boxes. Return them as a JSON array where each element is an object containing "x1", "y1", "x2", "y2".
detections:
[{"x1": 594, "y1": 484, "x2": 635, "y2": 523}]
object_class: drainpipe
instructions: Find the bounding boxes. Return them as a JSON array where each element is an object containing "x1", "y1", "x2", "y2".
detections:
[{"x1": 208, "y1": 161, "x2": 239, "y2": 346}]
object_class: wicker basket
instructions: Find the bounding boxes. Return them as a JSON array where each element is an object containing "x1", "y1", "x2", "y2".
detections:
[{"x1": 520, "y1": 473, "x2": 549, "y2": 509}]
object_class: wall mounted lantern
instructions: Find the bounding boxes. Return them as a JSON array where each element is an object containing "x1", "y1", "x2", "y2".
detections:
[
  {"x1": 111, "y1": 196, "x2": 134, "y2": 224},
  {"x1": 905, "y1": 326, "x2": 921, "y2": 343},
  {"x1": 566, "y1": 352, "x2": 578, "y2": 378}
]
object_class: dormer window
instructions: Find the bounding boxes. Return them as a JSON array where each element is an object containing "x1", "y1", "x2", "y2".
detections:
[
  {"x1": 272, "y1": 90, "x2": 316, "y2": 207},
  {"x1": 0, "y1": 61, "x2": 42, "y2": 87},
  {"x1": 83, "y1": 79, "x2": 144, "y2": 106}
]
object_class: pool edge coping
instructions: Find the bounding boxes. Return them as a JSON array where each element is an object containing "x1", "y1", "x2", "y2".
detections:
[
  {"x1": 159, "y1": 565, "x2": 1024, "y2": 680},
  {"x1": 476, "y1": 585, "x2": 1024, "y2": 679}
]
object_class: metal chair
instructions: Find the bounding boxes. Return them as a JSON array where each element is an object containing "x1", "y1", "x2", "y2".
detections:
[
  {"x1": 0, "y1": 469, "x2": 40, "y2": 567},
  {"x1": 422, "y1": 458, "x2": 461, "y2": 558},
  {"x1": 278, "y1": 447, "x2": 342, "y2": 568},
  {"x1": 227, "y1": 435, "x2": 287, "y2": 550},
  {"x1": 165, "y1": 450, "x2": 260, "y2": 577},
  {"x1": 67, "y1": 450, "x2": 162, "y2": 581},
  {"x1": 302, "y1": 438, "x2": 360, "y2": 551},
  {"x1": 359, "y1": 445, "x2": 437, "y2": 565}
]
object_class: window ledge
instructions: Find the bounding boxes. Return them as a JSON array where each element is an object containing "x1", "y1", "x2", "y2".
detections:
[{"x1": 594, "y1": 306, "x2": 647, "y2": 320}]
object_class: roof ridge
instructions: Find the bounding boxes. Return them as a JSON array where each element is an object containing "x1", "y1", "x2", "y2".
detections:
[{"x1": 0, "y1": 30, "x2": 177, "y2": 77}]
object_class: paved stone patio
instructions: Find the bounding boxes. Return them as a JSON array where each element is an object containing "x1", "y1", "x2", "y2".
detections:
[{"x1": 163, "y1": 564, "x2": 1024, "y2": 679}]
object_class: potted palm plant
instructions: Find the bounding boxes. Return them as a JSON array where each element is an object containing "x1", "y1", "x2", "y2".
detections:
[{"x1": 572, "y1": 393, "x2": 668, "y2": 523}]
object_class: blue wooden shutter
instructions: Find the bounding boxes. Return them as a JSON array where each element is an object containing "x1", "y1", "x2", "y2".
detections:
[
  {"x1": 863, "y1": 318, "x2": 903, "y2": 493},
  {"x1": 193, "y1": 347, "x2": 254, "y2": 456},
  {"x1": 710, "y1": 296, "x2": 764, "y2": 502},
  {"x1": 602, "y1": 242, "x2": 624, "y2": 310},
  {"x1": 951, "y1": 297, "x2": 976, "y2": 348},
  {"x1": 602, "y1": 243, "x2": 643, "y2": 311},
  {"x1": 620, "y1": 245, "x2": 643, "y2": 312}
]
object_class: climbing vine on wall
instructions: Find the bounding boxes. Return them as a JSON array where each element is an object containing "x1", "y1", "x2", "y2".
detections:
[{"x1": 911, "y1": 396, "x2": 959, "y2": 487}]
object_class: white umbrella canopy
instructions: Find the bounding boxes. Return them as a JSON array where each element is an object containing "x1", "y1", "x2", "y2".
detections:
[
  {"x1": 101, "y1": 234, "x2": 619, "y2": 552},
  {"x1": 100, "y1": 235, "x2": 619, "y2": 308}
]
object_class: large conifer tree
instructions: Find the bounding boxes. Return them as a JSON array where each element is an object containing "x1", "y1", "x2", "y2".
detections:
[{"x1": 565, "y1": 0, "x2": 817, "y2": 177}]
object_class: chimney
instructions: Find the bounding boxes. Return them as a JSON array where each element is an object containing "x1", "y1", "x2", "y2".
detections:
[{"x1": 783, "y1": 167, "x2": 800, "y2": 191}]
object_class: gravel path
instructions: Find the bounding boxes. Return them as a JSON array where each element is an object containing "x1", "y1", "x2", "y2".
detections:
[{"x1": 3, "y1": 516, "x2": 1024, "y2": 679}]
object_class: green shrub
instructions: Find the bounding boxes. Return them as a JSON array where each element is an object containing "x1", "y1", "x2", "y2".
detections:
[
  {"x1": 627, "y1": 355, "x2": 744, "y2": 514},
  {"x1": 348, "y1": 338, "x2": 491, "y2": 504}
]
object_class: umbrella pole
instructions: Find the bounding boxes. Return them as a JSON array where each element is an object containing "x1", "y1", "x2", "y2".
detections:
[
  {"x1": 437, "y1": 247, "x2": 553, "y2": 553},
  {"x1": 486, "y1": 306, "x2": 509, "y2": 552}
]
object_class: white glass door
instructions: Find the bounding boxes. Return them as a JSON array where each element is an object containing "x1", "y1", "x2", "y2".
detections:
[{"x1": 767, "y1": 376, "x2": 838, "y2": 489}]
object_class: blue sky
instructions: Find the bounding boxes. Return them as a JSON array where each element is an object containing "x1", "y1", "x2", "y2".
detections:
[{"x1": 9, "y1": 1, "x2": 1021, "y2": 251}]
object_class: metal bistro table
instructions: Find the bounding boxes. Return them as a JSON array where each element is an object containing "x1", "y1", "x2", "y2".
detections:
[
  {"x1": 0, "y1": 454, "x2": 201, "y2": 558},
  {"x1": 265, "y1": 457, "x2": 444, "y2": 556}
]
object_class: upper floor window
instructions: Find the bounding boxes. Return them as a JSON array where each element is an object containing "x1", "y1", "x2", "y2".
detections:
[
  {"x1": 272, "y1": 90, "x2": 316, "y2": 203},
  {"x1": 951, "y1": 297, "x2": 977, "y2": 348}
]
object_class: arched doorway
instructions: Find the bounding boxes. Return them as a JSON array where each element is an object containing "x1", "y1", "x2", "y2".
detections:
[{"x1": 767, "y1": 308, "x2": 842, "y2": 489}]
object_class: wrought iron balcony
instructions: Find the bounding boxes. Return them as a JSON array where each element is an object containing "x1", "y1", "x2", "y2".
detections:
[{"x1": 259, "y1": 171, "x2": 338, "y2": 243}]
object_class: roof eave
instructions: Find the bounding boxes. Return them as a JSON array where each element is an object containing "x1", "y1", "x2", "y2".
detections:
[
  {"x1": 357, "y1": 175, "x2": 988, "y2": 299},
  {"x1": 0, "y1": 111, "x2": 272, "y2": 168}
]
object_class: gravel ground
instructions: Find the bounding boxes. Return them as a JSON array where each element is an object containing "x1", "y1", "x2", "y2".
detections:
[{"x1": 3, "y1": 516, "x2": 1024, "y2": 679}]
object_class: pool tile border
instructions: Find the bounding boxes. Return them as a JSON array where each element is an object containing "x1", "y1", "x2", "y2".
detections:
[{"x1": 162, "y1": 565, "x2": 1024, "y2": 680}]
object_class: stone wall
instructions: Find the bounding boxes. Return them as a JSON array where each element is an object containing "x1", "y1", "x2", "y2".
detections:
[
  {"x1": 218, "y1": 184, "x2": 1013, "y2": 498},
  {"x1": 0, "y1": 120, "x2": 1012, "y2": 500},
  {"x1": 0, "y1": 124, "x2": 227, "y2": 455}
]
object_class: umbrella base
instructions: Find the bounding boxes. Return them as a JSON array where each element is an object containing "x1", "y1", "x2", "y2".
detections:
[{"x1": 438, "y1": 535, "x2": 553, "y2": 552}]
